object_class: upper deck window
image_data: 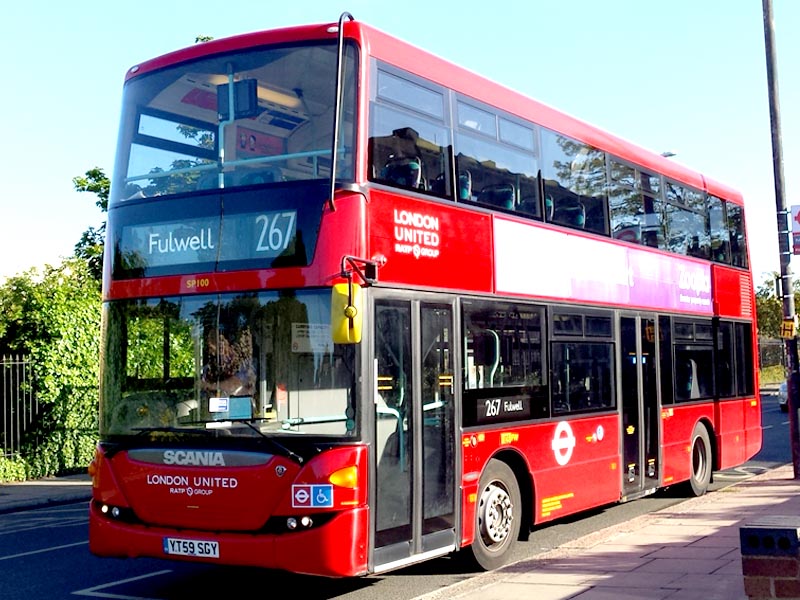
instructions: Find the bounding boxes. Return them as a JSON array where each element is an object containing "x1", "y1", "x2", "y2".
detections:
[
  {"x1": 727, "y1": 203, "x2": 749, "y2": 268},
  {"x1": 664, "y1": 181, "x2": 709, "y2": 259},
  {"x1": 455, "y1": 100, "x2": 540, "y2": 217},
  {"x1": 458, "y1": 103, "x2": 496, "y2": 136},
  {"x1": 541, "y1": 129, "x2": 609, "y2": 235},
  {"x1": 369, "y1": 66, "x2": 451, "y2": 198},
  {"x1": 708, "y1": 195, "x2": 732, "y2": 264},
  {"x1": 608, "y1": 159, "x2": 663, "y2": 248},
  {"x1": 111, "y1": 42, "x2": 357, "y2": 205},
  {"x1": 499, "y1": 118, "x2": 535, "y2": 152},
  {"x1": 377, "y1": 70, "x2": 444, "y2": 119}
]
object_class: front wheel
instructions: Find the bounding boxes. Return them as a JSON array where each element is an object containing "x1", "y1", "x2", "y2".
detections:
[
  {"x1": 467, "y1": 459, "x2": 521, "y2": 571},
  {"x1": 688, "y1": 423, "x2": 712, "y2": 496}
]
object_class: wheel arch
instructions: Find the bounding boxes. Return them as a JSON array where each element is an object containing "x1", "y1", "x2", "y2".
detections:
[{"x1": 486, "y1": 448, "x2": 533, "y2": 540}]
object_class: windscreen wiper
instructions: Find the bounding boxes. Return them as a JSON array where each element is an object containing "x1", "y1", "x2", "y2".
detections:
[{"x1": 231, "y1": 419, "x2": 304, "y2": 464}]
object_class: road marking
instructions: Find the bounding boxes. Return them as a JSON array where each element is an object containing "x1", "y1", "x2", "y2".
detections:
[
  {"x1": 714, "y1": 465, "x2": 770, "y2": 481},
  {"x1": 0, "y1": 517, "x2": 87, "y2": 536},
  {"x1": 73, "y1": 570, "x2": 173, "y2": 599},
  {"x1": 0, "y1": 539, "x2": 86, "y2": 561}
]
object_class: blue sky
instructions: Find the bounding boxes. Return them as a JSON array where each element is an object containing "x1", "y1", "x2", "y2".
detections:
[{"x1": 1, "y1": 1, "x2": 797, "y2": 288}]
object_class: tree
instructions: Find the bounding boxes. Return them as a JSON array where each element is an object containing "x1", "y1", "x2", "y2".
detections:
[
  {"x1": 72, "y1": 167, "x2": 110, "y2": 281},
  {"x1": 755, "y1": 272, "x2": 800, "y2": 339},
  {"x1": 756, "y1": 273, "x2": 783, "y2": 338}
]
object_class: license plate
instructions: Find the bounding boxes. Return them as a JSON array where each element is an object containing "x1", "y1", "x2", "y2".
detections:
[{"x1": 163, "y1": 537, "x2": 219, "y2": 558}]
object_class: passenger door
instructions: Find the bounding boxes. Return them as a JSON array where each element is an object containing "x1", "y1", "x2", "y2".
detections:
[
  {"x1": 372, "y1": 296, "x2": 457, "y2": 571},
  {"x1": 620, "y1": 314, "x2": 661, "y2": 497}
]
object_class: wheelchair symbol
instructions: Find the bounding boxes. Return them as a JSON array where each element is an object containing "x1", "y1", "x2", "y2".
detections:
[
  {"x1": 291, "y1": 484, "x2": 333, "y2": 508},
  {"x1": 315, "y1": 486, "x2": 332, "y2": 506}
]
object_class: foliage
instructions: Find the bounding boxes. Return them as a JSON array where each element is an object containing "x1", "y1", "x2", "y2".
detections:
[
  {"x1": 0, "y1": 259, "x2": 101, "y2": 480},
  {"x1": 755, "y1": 272, "x2": 800, "y2": 338},
  {"x1": 72, "y1": 167, "x2": 110, "y2": 281},
  {"x1": 0, "y1": 456, "x2": 27, "y2": 482}
]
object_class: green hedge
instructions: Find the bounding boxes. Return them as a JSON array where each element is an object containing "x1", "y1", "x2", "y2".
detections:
[{"x1": 0, "y1": 258, "x2": 100, "y2": 482}]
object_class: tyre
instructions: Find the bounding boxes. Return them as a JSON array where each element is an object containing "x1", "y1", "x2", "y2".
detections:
[
  {"x1": 467, "y1": 458, "x2": 521, "y2": 571},
  {"x1": 688, "y1": 423, "x2": 712, "y2": 497}
]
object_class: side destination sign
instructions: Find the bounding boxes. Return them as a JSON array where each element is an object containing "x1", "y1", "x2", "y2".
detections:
[{"x1": 119, "y1": 210, "x2": 297, "y2": 268}]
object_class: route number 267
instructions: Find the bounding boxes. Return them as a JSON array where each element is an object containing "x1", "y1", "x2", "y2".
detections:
[
  {"x1": 256, "y1": 211, "x2": 296, "y2": 253},
  {"x1": 484, "y1": 398, "x2": 501, "y2": 417}
]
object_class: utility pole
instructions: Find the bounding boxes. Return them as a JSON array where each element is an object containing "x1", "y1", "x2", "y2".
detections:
[{"x1": 762, "y1": 0, "x2": 800, "y2": 478}]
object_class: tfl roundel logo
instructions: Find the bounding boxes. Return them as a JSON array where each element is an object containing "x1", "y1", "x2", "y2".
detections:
[
  {"x1": 551, "y1": 421, "x2": 576, "y2": 466},
  {"x1": 292, "y1": 484, "x2": 333, "y2": 508}
]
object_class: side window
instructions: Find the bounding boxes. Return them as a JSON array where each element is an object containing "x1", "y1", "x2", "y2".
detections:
[
  {"x1": 369, "y1": 69, "x2": 452, "y2": 198},
  {"x1": 708, "y1": 195, "x2": 732, "y2": 264},
  {"x1": 462, "y1": 300, "x2": 547, "y2": 425},
  {"x1": 685, "y1": 188, "x2": 710, "y2": 259},
  {"x1": 672, "y1": 319, "x2": 714, "y2": 402},
  {"x1": 455, "y1": 100, "x2": 540, "y2": 217},
  {"x1": 608, "y1": 159, "x2": 662, "y2": 248},
  {"x1": 550, "y1": 309, "x2": 615, "y2": 415},
  {"x1": 664, "y1": 182, "x2": 709, "y2": 259},
  {"x1": 608, "y1": 160, "x2": 641, "y2": 242},
  {"x1": 735, "y1": 322, "x2": 755, "y2": 396},
  {"x1": 541, "y1": 129, "x2": 609, "y2": 235},
  {"x1": 715, "y1": 319, "x2": 754, "y2": 398},
  {"x1": 727, "y1": 203, "x2": 749, "y2": 268},
  {"x1": 716, "y1": 321, "x2": 734, "y2": 398}
]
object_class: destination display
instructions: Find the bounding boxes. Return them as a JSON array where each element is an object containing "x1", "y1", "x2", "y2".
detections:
[
  {"x1": 473, "y1": 392, "x2": 532, "y2": 425},
  {"x1": 118, "y1": 210, "x2": 298, "y2": 269}
]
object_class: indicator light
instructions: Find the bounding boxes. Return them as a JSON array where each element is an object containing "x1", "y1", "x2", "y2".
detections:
[{"x1": 329, "y1": 466, "x2": 358, "y2": 488}]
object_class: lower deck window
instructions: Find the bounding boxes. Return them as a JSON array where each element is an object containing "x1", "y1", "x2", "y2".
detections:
[{"x1": 551, "y1": 342, "x2": 614, "y2": 414}]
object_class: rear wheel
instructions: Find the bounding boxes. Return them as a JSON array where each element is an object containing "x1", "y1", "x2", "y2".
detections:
[
  {"x1": 467, "y1": 459, "x2": 521, "y2": 571},
  {"x1": 688, "y1": 423, "x2": 712, "y2": 496}
]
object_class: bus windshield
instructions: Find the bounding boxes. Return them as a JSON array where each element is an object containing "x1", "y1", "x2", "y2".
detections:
[
  {"x1": 99, "y1": 289, "x2": 358, "y2": 440},
  {"x1": 111, "y1": 41, "x2": 356, "y2": 204}
]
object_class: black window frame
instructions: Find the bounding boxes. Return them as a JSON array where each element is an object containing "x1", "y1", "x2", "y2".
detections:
[{"x1": 549, "y1": 307, "x2": 616, "y2": 415}]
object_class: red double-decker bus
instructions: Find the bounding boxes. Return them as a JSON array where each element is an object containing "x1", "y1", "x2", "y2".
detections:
[{"x1": 88, "y1": 13, "x2": 761, "y2": 577}]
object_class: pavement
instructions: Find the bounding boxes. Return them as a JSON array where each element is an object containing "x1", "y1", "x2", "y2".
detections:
[
  {"x1": 0, "y1": 471, "x2": 92, "y2": 514},
  {"x1": 418, "y1": 464, "x2": 800, "y2": 600},
  {"x1": 2, "y1": 463, "x2": 799, "y2": 599}
]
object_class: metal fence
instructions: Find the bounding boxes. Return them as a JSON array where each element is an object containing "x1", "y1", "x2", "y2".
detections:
[{"x1": 1, "y1": 355, "x2": 38, "y2": 458}]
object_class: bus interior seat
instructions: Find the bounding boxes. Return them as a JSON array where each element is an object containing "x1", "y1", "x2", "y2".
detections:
[
  {"x1": 380, "y1": 156, "x2": 424, "y2": 189},
  {"x1": 430, "y1": 170, "x2": 472, "y2": 200},
  {"x1": 477, "y1": 183, "x2": 515, "y2": 210},
  {"x1": 458, "y1": 170, "x2": 472, "y2": 201},
  {"x1": 553, "y1": 197, "x2": 585, "y2": 228},
  {"x1": 429, "y1": 173, "x2": 447, "y2": 196}
]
